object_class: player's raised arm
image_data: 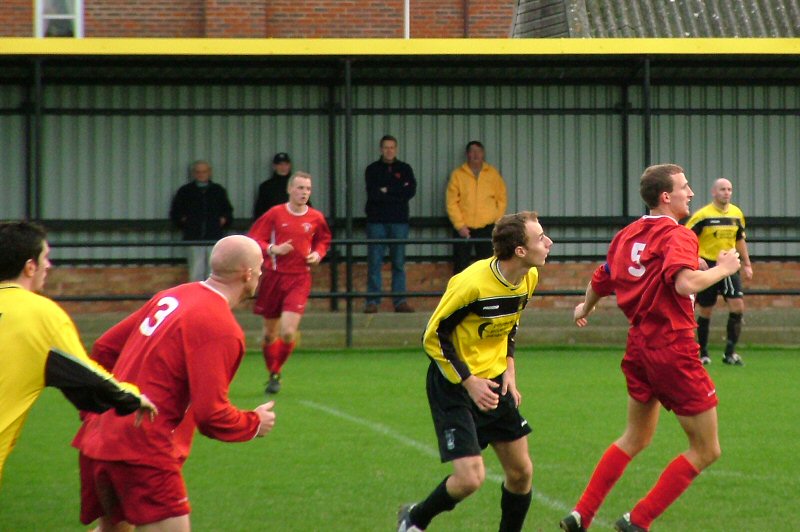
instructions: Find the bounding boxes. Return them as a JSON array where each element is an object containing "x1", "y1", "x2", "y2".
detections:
[{"x1": 675, "y1": 249, "x2": 740, "y2": 296}]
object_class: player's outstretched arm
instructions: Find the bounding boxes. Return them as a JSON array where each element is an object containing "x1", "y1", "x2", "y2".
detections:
[
  {"x1": 574, "y1": 282, "x2": 602, "y2": 327},
  {"x1": 254, "y1": 401, "x2": 276, "y2": 437}
]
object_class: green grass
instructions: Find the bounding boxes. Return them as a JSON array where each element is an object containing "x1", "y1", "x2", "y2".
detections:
[{"x1": 1, "y1": 346, "x2": 798, "y2": 531}]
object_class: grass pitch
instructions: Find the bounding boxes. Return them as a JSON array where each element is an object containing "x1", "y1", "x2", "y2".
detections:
[{"x1": 1, "y1": 346, "x2": 798, "y2": 531}]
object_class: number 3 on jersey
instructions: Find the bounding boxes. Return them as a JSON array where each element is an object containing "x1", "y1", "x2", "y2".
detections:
[
  {"x1": 139, "y1": 296, "x2": 179, "y2": 336},
  {"x1": 628, "y1": 242, "x2": 646, "y2": 278}
]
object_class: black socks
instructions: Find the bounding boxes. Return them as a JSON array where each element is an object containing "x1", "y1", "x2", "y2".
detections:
[
  {"x1": 410, "y1": 476, "x2": 458, "y2": 529},
  {"x1": 725, "y1": 312, "x2": 743, "y2": 356},
  {"x1": 499, "y1": 484, "x2": 532, "y2": 532},
  {"x1": 697, "y1": 316, "x2": 710, "y2": 356}
]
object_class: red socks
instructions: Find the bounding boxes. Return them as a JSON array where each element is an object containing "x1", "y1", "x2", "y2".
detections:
[
  {"x1": 263, "y1": 340, "x2": 281, "y2": 373},
  {"x1": 630, "y1": 454, "x2": 699, "y2": 529},
  {"x1": 277, "y1": 340, "x2": 296, "y2": 371},
  {"x1": 575, "y1": 444, "x2": 632, "y2": 528},
  {"x1": 263, "y1": 339, "x2": 296, "y2": 374}
]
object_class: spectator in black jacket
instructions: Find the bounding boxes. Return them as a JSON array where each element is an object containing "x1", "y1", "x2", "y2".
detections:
[
  {"x1": 253, "y1": 152, "x2": 293, "y2": 220},
  {"x1": 169, "y1": 160, "x2": 234, "y2": 281},
  {"x1": 364, "y1": 135, "x2": 417, "y2": 314}
]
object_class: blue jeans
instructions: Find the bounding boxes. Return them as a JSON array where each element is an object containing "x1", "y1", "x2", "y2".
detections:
[{"x1": 366, "y1": 222, "x2": 409, "y2": 306}]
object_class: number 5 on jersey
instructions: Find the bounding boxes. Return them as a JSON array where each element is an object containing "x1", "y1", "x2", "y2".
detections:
[{"x1": 628, "y1": 242, "x2": 646, "y2": 278}]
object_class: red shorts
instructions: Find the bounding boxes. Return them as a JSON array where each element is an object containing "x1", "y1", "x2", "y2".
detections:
[
  {"x1": 253, "y1": 270, "x2": 311, "y2": 318},
  {"x1": 621, "y1": 331, "x2": 718, "y2": 416},
  {"x1": 79, "y1": 454, "x2": 190, "y2": 526}
]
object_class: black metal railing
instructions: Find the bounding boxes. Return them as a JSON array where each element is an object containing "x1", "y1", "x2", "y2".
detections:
[{"x1": 49, "y1": 234, "x2": 800, "y2": 346}]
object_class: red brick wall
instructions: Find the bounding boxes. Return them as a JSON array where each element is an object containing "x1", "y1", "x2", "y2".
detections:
[
  {"x1": 467, "y1": 0, "x2": 514, "y2": 37},
  {"x1": 205, "y1": 0, "x2": 266, "y2": 37},
  {"x1": 0, "y1": 0, "x2": 32, "y2": 36},
  {"x1": 49, "y1": 261, "x2": 800, "y2": 314},
  {"x1": 84, "y1": 0, "x2": 204, "y2": 37},
  {"x1": 266, "y1": 0, "x2": 514, "y2": 38},
  {"x1": 2, "y1": 1, "x2": 514, "y2": 37},
  {"x1": 408, "y1": 0, "x2": 465, "y2": 38}
]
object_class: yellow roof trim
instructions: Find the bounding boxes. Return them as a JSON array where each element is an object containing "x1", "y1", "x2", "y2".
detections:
[{"x1": 1, "y1": 37, "x2": 800, "y2": 56}]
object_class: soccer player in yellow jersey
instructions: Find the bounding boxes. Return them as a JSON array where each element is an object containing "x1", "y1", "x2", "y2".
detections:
[
  {"x1": 685, "y1": 178, "x2": 753, "y2": 366},
  {"x1": 397, "y1": 211, "x2": 553, "y2": 532},
  {"x1": 0, "y1": 221, "x2": 156, "y2": 487}
]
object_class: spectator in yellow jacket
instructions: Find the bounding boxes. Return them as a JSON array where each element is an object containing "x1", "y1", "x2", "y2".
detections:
[{"x1": 446, "y1": 140, "x2": 508, "y2": 273}]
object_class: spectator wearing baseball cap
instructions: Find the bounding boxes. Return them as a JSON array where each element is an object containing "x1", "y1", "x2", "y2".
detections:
[{"x1": 253, "y1": 152, "x2": 298, "y2": 220}]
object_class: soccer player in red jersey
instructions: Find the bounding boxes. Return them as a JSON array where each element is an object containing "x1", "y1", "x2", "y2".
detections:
[
  {"x1": 74, "y1": 235, "x2": 277, "y2": 531},
  {"x1": 248, "y1": 171, "x2": 332, "y2": 394},
  {"x1": 559, "y1": 164, "x2": 741, "y2": 532}
]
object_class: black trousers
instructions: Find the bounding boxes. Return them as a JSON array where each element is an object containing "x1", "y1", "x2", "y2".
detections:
[{"x1": 452, "y1": 224, "x2": 495, "y2": 274}]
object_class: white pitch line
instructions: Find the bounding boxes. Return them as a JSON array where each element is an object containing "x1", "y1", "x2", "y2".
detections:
[{"x1": 299, "y1": 399, "x2": 610, "y2": 527}]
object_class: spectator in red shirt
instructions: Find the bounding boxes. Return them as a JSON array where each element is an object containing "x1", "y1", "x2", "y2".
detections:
[
  {"x1": 559, "y1": 164, "x2": 741, "y2": 532},
  {"x1": 74, "y1": 235, "x2": 277, "y2": 531},
  {"x1": 248, "y1": 172, "x2": 332, "y2": 394}
]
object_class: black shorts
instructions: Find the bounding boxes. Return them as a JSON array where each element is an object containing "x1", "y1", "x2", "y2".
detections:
[
  {"x1": 696, "y1": 260, "x2": 744, "y2": 307},
  {"x1": 426, "y1": 361, "x2": 532, "y2": 463}
]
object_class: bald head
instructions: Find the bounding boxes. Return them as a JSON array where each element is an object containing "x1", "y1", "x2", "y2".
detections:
[
  {"x1": 711, "y1": 177, "x2": 733, "y2": 208},
  {"x1": 210, "y1": 235, "x2": 262, "y2": 279},
  {"x1": 206, "y1": 235, "x2": 264, "y2": 304}
]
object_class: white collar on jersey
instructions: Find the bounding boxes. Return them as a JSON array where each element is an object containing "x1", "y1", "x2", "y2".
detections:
[
  {"x1": 284, "y1": 203, "x2": 309, "y2": 216},
  {"x1": 642, "y1": 214, "x2": 678, "y2": 224},
  {"x1": 199, "y1": 280, "x2": 229, "y2": 303}
]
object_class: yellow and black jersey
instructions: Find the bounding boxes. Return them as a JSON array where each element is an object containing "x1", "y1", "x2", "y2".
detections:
[
  {"x1": 0, "y1": 283, "x2": 143, "y2": 483},
  {"x1": 685, "y1": 203, "x2": 746, "y2": 261},
  {"x1": 423, "y1": 257, "x2": 538, "y2": 384}
]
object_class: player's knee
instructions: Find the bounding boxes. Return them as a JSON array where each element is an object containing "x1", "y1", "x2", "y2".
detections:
[
  {"x1": 619, "y1": 431, "x2": 653, "y2": 456},
  {"x1": 461, "y1": 473, "x2": 484, "y2": 495},
  {"x1": 280, "y1": 330, "x2": 297, "y2": 343},
  {"x1": 453, "y1": 465, "x2": 485, "y2": 495},
  {"x1": 505, "y1": 457, "x2": 533, "y2": 490},
  {"x1": 704, "y1": 442, "x2": 722, "y2": 465},
  {"x1": 697, "y1": 306, "x2": 714, "y2": 318},
  {"x1": 692, "y1": 441, "x2": 721, "y2": 470}
]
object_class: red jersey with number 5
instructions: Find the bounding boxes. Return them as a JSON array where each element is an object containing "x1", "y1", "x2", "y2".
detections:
[
  {"x1": 74, "y1": 282, "x2": 260, "y2": 470},
  {"x1": 591, "y1": 215, "x2": 700, "y2": 344}
]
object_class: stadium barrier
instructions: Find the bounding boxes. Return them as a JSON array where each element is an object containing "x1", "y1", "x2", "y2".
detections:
[{"x1": 50, "y1": 235, "x2": 800, "y2": 346}]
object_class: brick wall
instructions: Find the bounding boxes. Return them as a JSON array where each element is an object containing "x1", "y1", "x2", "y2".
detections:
[
  {"x1": 467, "y1": 0, "x2": 514, "y2": 37},
  {"x1": 84, "y1": 0, "x2": 205, "y2": 37},
  {"x1": 205, "y1": 0, "x2": 266, "y2": 37},
  {"x1": 0, "y1": 0, "x2": 32, "y2": 36},
  {"x1": 2, "y1": 0, "x2": 514, "y2": 37},
  {"x1": 266, "y1": 0, "x2": 514, "y2": 38},
  {"x1": 49, "y1": 261, "x2": 800, "y2": 314}
]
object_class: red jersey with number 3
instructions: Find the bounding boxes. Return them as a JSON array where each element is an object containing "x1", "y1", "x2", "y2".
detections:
[
  {"x1": 591, "y1": 215, "x2": 700, "y2": 344},
  {"x1": 74, "y1": 282, "x2": 260, "y2": 470},
  {"x1": 248, "y1": 204, "x2": 331, "y2": 274}
]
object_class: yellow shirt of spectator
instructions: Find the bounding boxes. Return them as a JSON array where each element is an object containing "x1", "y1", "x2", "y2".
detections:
[{"x1": 446, "y1": 162, "x2": 507, "y2": 231}]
